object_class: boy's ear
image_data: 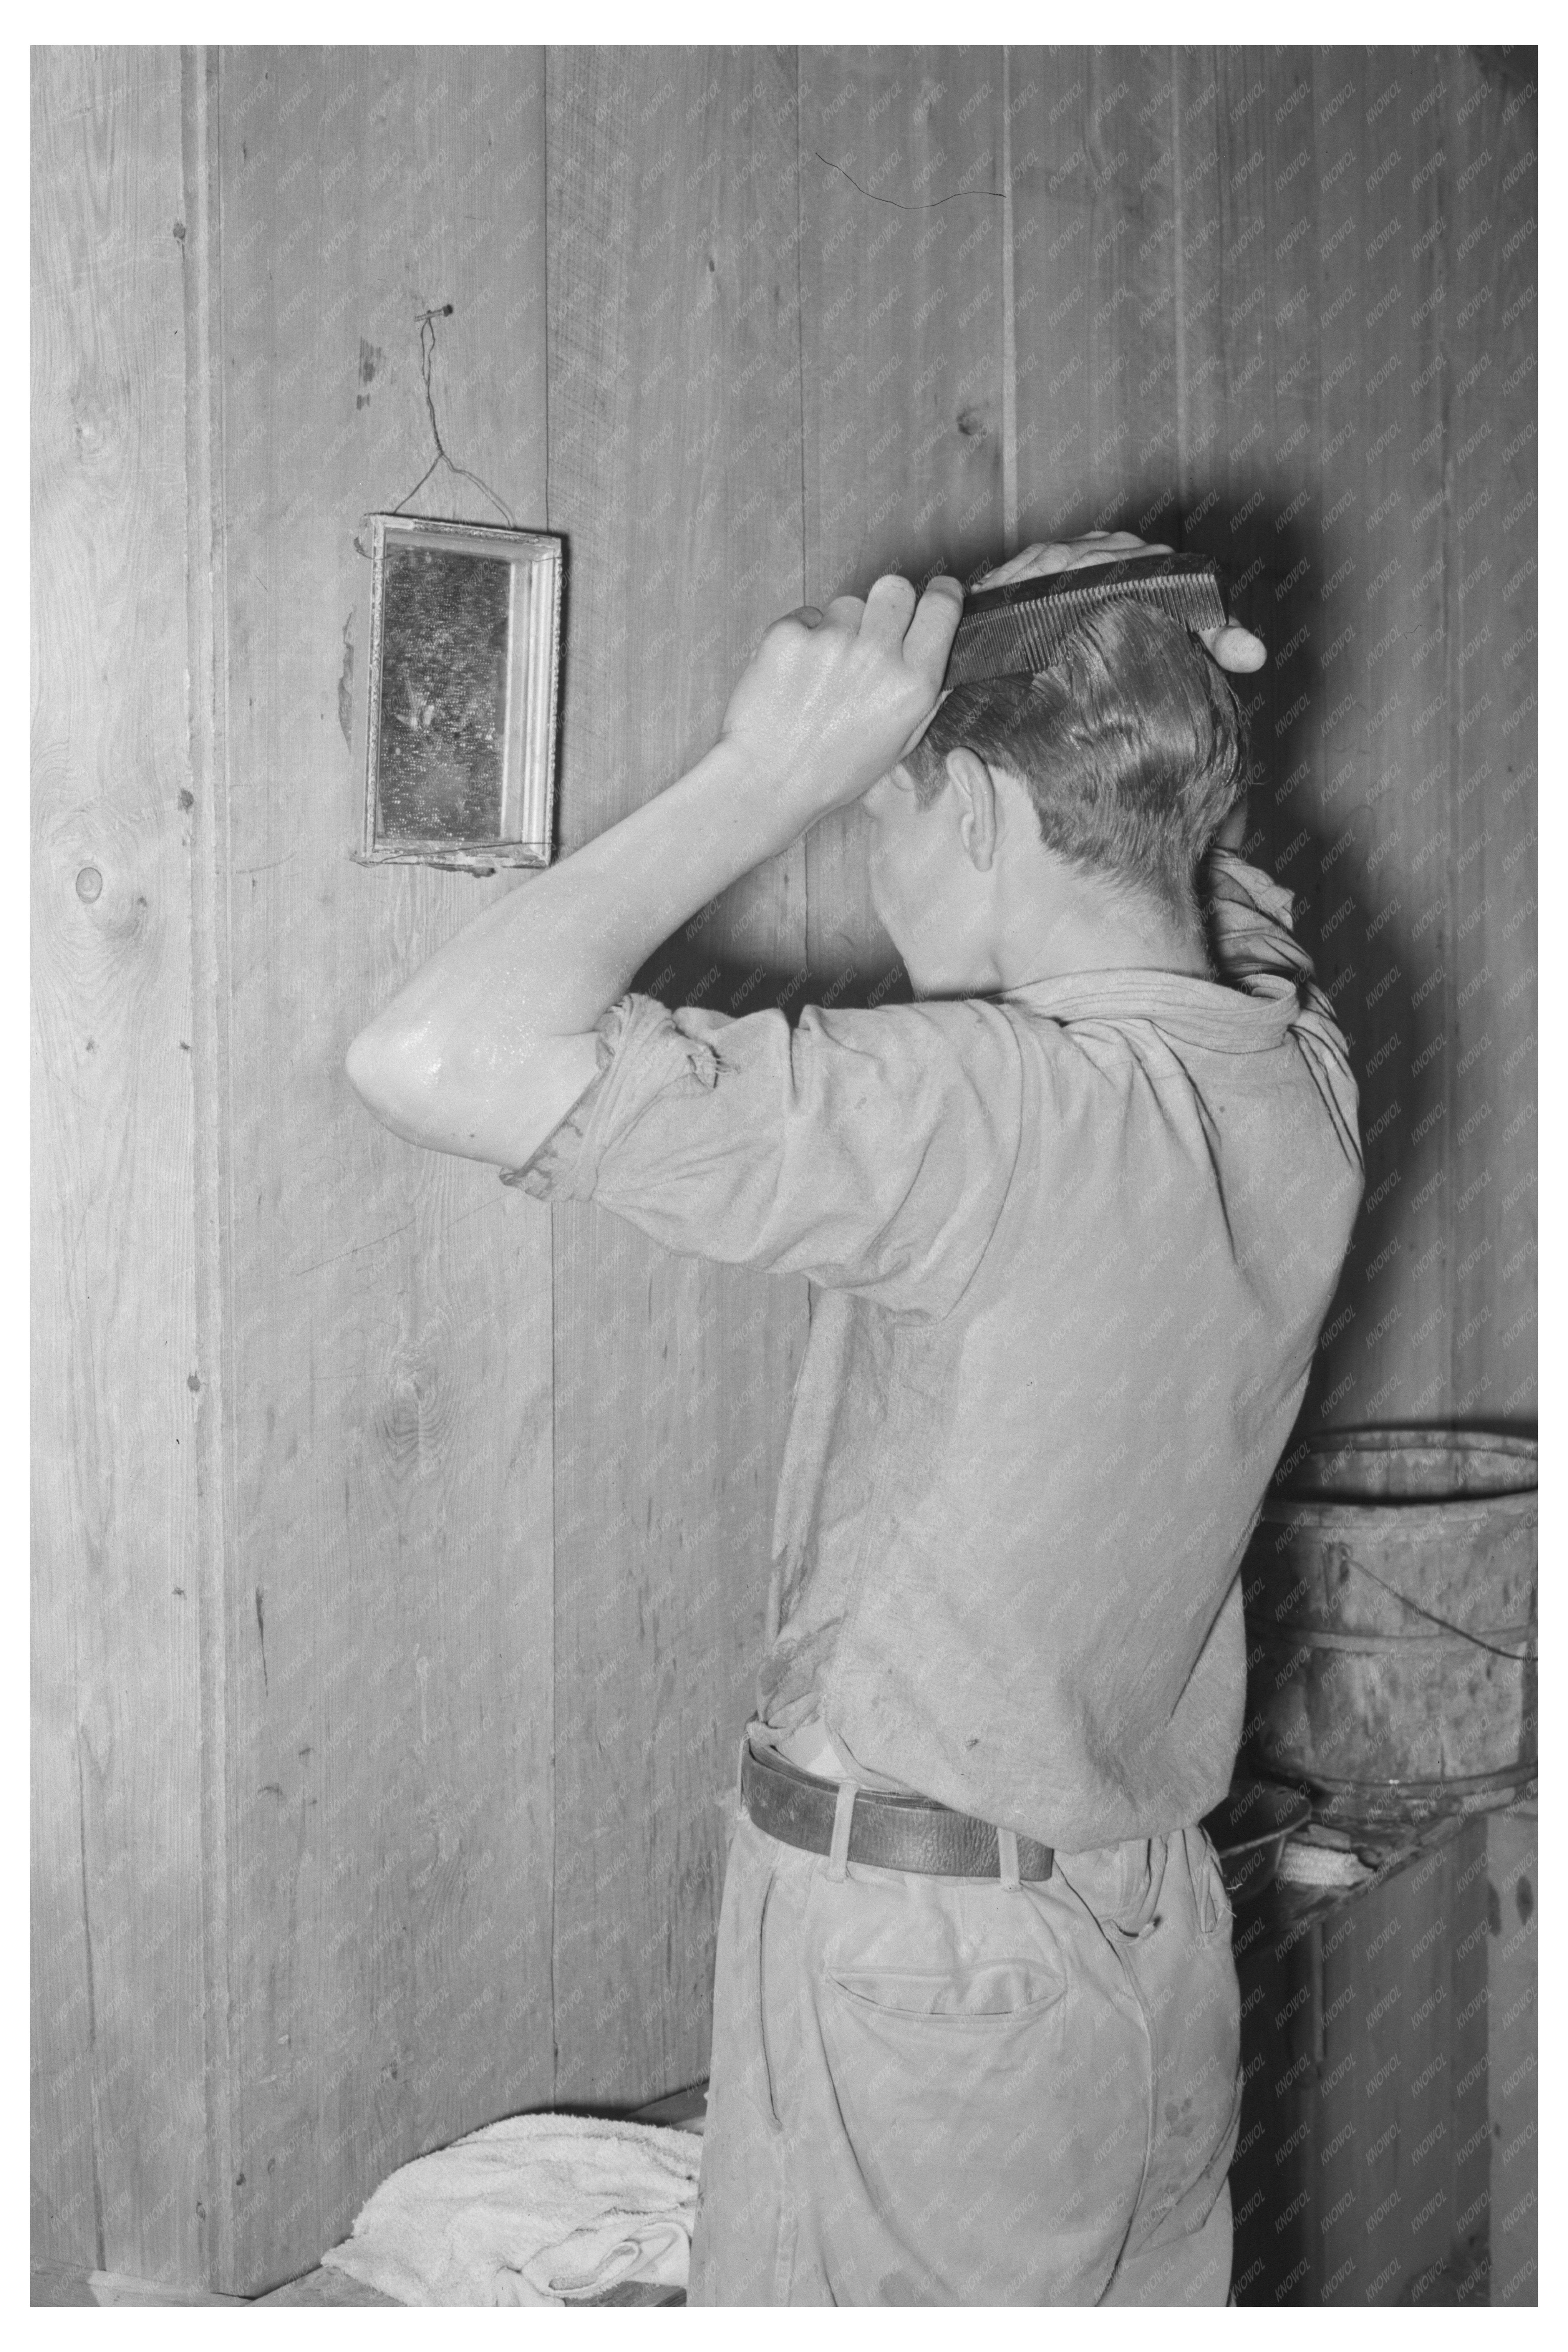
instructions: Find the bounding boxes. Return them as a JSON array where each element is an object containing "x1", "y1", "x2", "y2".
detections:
[{"x1": 944, "y1": 747, "x2": 998, "y2": 874}]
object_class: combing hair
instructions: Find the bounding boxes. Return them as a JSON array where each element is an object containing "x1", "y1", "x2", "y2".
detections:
[{"x1": 904, "y1": 601, "x2": 1248, "y2": 927}]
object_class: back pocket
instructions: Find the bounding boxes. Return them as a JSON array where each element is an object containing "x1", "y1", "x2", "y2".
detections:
[
  {"x1": 825, "y1": 1958, "x2": 1066, "y2": 2023},
  {"x1": 812, "y1": 1931, "x2": 1145, "y2": 2302}
]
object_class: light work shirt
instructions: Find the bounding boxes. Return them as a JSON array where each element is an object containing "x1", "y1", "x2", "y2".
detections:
[{"x1": 504, "y1": 850, "x2": 1364, "y2": 1850}]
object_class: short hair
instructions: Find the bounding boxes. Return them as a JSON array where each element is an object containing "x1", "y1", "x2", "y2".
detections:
[{"x1": 903, "y1": 600, "x2": 1248, "y2": 925}]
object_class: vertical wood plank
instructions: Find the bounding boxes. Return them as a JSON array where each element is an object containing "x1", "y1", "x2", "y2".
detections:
[
  {"x1": 799, "y1": 46, "x2": 1008, "y2": 999},
  {"x1": 1486, "y1": 1804, "x2": 1537, "y2": 2302},
  {"x1": 1449, "y1": 1822, "x2": 1497, "y2": 2301},
  {"x1": 1309, "y1": 1833, "x2": 1492, "y2": 2305},
  {"x1": 1441, "y1": 61, "x2": 1536, "y2": 1427},
  {"x1": 1232, "y1": 1829, "x2": 1493, "y2": 2307},
  {"x1": 31, "y1": 44, "x2": 207, "y2": 2282},
  {"x1": 212, "y1": 48, "x2": 557, "y2": 2289},
  {"x1": 1305, "y1": 1902, "x2": 1367, "y2": 2304},
  {"x1": 1169, "y1": 37, "x2": 1325, "y2": 1018},
  {"x1": 1228, "y1": 1914, "x2": 1318, "y2": 2303},
  {"x1": 1010, "y1": 47, "x2": 1183, "y2": 547},
  {"x1": 545, "y1": 45, "x2": 809, "y2": 2106},
  {"x1": 1344, "y1": 46, "x2": 1458, "y2": 1433},
  {"x1": 180, "y1": 45, "x2": 237, "y2": 2294}
]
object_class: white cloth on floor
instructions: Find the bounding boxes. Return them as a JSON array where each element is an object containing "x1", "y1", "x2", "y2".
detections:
[{"x1": 318, "y1": 2111, "x2": 703, "y2": 2306}]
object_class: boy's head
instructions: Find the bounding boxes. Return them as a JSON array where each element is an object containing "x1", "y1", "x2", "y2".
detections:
[
  {"x1": 864, "y1": 600, "x2": 1248, "y2": 995},
  {"x1": 902, "y1": 600, "x2": 1248, "y2": 926}
]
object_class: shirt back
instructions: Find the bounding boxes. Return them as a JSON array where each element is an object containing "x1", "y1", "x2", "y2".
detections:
[{"x1": 506, "y1": 851, "x2": 1364, "y2": 1850}]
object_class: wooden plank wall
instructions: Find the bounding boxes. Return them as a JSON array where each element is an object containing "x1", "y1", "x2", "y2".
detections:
[
  {"x1": 1232, "y1": 1823, "x2": 1495, "y2": 2308},
  {"x1": 1010, "y1": 55, "x2": 1184, "y2": 545},
  {"x1": 208, "y1": 51, "x2": 558, "y2": 2289},
  {"x1": 1168, "y1": 47, "x2": 1537, "y2": 1445},
  {"x1": 31, "y1": 46, "x2": 208, "y2": 2281},
  {"x1": 31, "y1": 40, "x2": 1534, "y2": 2301},
  {"x1": 544, "y1": 46, "x2": 809, "y2": 2106},
  {"x1": 1158, "y1": 44, "x2": 1536, "y2": 2306},
  {"x1": 799, "y1": 48, "x2": 1009, "y2": 999},
  {"x1": 1485, "y1": 1801, "x2": 1537, "y2": 2304}
]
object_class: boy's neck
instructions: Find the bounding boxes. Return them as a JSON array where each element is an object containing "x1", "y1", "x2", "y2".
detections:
[
  {"x1": 1003, "y1": 906, "x2": 1212, "y2": 988},
  {"x1": 950, "y1": 872, "x2": 1212, "y2": 996}
]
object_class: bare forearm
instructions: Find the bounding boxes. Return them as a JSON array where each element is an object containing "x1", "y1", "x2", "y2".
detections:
[
  {"x1": 346, "y1": 570, "x2": 961, "y2": 1164},
  {"x1": 346, "y1": 737, "x2": 804, "y2": 1155}
]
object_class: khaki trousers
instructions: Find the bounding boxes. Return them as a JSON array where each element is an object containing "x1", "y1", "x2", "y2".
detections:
[{"x1": 689, "y1": 1747, "x2": 1240, "y2": 2306}]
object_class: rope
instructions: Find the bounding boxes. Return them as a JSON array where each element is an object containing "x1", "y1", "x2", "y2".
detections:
[
  {"x1": 390, "y1": 306, "x2": 515, "y2": 527},
  {"x1": 1345, "y1": 1556, "x2": 1535, "y2": 1661},
  {"x1": 1258, "y1": 1553, "x2": 1535, "y2": 1665}
]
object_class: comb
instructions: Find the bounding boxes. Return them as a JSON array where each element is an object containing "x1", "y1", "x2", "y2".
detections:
[{"x1": 944, "y1": 552, "x2": 1229, "y2": 688}]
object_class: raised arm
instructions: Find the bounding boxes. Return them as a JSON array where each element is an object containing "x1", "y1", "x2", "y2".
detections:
[{"x1": 345, "y1": 574, "x2": 963, "y2": 1169}]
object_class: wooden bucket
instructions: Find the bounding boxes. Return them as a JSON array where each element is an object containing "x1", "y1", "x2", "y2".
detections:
[{"x1": 1243, "y1": 1429, "x2": 1537, "y2": 1827}]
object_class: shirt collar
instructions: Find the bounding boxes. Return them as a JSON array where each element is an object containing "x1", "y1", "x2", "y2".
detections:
[{"x1": 998, "y1": 965, "x2": 1301, "y2": 1052}]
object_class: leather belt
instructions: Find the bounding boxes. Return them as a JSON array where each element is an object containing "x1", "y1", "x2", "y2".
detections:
[{"x1": 741, "y1": 1740, "x2": 1054, "y2": 1882}]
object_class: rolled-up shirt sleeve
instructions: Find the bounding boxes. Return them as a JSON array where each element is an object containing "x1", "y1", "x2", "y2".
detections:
[{"x1": 502, "y1": 991, "x2": 1026, "y2": 1321}]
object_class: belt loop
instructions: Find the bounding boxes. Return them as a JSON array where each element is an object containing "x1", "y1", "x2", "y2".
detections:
[
  {"x1": 735, "y1": 1724, "x2": 754, "y2": 1821},
  {"x1": 996, "y1": 1826, "x2": 1021, "y2": 1891},
  {"x1": 827, "y1": 1780, "x2": 857, "y2": 1881}
]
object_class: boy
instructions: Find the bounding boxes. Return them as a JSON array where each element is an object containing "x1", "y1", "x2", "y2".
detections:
[{"x1": 347, "y1": 531, "x2": 1364, "y2": 2305}]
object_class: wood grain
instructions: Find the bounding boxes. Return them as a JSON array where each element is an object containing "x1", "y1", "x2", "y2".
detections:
[
  {"x1": 1441, "y1": 62, "x2": 1537, "y2": 1430},
  {"x1": 1166, "y1": 45, "x2": 1533, "y2": 2297},
  {"x1": 1170, "y1": 48, "x2": 1535, "y2": 1440},
  {"x1": 1485, "y1": 1805, "x2": 1537, "y2": 2302},
  {"x1": 1231, "y1": 1823, "x2": 1493, "y2": 2307},
  {"x1": 799, "y1": 48, "x2": 1008, "y2": 1001},
  {"x1": 179, "y1": 45, "x2": 238, "y2": 2292},
  {"x1": 544, "y1": 46, "x2": 810, "y2": 2106},
  {"x1": 1313, "y1": 1826, "x2": 1492, "y2": 2305},
  {"x1": 211, "y1": 48, "x2": 557, "y2": 2291},
  {"x1": 1009, "y1": 49, "x2": 1183, "y2": 546},
  {"x1": 30, "y1": 44, "x2": 206, "y2": 2282}
]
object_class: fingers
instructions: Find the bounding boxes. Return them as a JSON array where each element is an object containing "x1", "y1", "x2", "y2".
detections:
[
  {"x1": 823, "y1": 572, "x2": 960, "y2": 684},
  {"x1": 1205, "y1": 622, "x2": 1268, "y2": 674},
  {"x1": 773, "y1": 575, "x2": 957, "y2": 668},
  {"x1": 973, "y1": 531, "x2": 1170, "y2": 590},
  {"x1": 900, "y1": 574, "x2": 963, "y2": 678},
  {"x1": 856, "y1": 572, "x2": 961, "y2": 681},
  {"x1": 824, "y1": 592, "x2": 868, "y2": 631},
  {"x1": 859, "y1": 574, "x2": 917, "y2": 641},
  {"x1": 1056, "y1": 532, "x2": 1167, "y2": 570},
  {"x1": 975, "y1": 542, "x2": 1077, "y2": 588}
]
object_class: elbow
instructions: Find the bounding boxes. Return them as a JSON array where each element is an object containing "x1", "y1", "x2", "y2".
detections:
[
  {"x1": 345, "y1": 1019, "x2": 443, "y2": 1143},
  {"x1": 344, "y1": 1025, "x2": 382, "y2": 1112},
  {"x1": 345, "y1": 1016, "x2": 580, "y2": 1167}
]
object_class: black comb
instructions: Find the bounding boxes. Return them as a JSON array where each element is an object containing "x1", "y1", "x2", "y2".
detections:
[{"x1": 945, "y1": 552, "x2": 1229, "y2": 688}]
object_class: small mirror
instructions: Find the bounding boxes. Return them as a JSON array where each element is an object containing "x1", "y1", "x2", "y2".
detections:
[{"x1": 354, "y1": 514, "x2": 562, "y2": 872}]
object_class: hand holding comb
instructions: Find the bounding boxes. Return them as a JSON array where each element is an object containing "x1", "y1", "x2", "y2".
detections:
[{"x1": 943, "y1": 552, "x2": 1236, "y2": 688}]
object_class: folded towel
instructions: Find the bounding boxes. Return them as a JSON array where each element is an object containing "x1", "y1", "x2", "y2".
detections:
[{"x1": 319, "y1": 2111, "x2": 704, "y2": 2306}]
